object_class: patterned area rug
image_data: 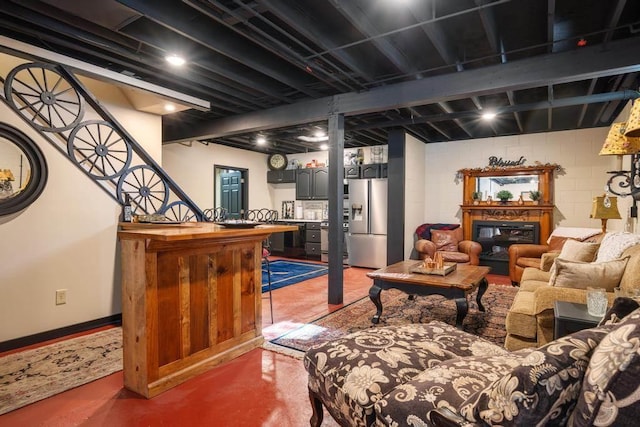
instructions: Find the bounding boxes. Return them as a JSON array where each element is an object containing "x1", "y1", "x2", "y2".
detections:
[
  {"x1": 0, "y1": 327, "x2": 122, "y2": 415},
  {"x1": 270, "y1": 284, "x2": 518, "y2": 353}
]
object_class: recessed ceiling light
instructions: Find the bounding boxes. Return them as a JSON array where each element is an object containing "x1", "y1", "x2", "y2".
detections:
[
  {"x1": 314, "y1": 130, "x2": 326, "y2": 138},
  {"x1": 320, "y1": 143, "x2": 328, "y2": 150},
  {"x1": 165, "y1": 54, "x2": 186, "y2": 66},
  {"x1": 482, "y1": 112, "x2": 497, "y2": 120},
  {"x1": 297, "y1": 135, "x2": 328, "y2": 142},
  {"x1": 164, "y1": 103, "x2": 176, "y2": 112},
  {"x1": 256, "y1": 136, "x2": 267, "y2": 145}
]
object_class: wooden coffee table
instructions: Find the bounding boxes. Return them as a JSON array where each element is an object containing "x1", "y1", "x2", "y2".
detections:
[{"x1": 366, "y1": 261, "x2": 491, "y2": 329}]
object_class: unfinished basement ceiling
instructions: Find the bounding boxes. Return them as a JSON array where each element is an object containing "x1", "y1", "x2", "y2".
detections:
[{"x1": 1, "y1": 0, "x2": 639, "y2": 154}]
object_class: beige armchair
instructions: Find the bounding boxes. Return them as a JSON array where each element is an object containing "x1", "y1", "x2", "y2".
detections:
[
  {"x1": 414, "y1": 226, "x2": 481, "y2": 265},
  {"x1": 505, "y1": 240, "x2": 640, "y2": 351}
]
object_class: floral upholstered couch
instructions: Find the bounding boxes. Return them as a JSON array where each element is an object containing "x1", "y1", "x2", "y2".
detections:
[{"x1": 303, "y1": 298, "x2": 640, "y2": 427}]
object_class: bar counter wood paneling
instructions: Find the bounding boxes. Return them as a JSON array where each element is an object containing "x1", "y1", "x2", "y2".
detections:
[{"x1": 117, "y1": 222, "x2": 298, "y2": 398}]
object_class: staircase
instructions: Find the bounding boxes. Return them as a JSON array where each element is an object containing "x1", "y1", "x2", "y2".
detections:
[{"x1": 0, "y1": 61, "x2": 204, "y2": 221}]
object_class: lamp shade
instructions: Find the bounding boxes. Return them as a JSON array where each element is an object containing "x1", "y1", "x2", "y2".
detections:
[
  {"x1": 625, "y1": 99, "x2": 640, "y2": 138},
  {"x1": 600, "y1": 122, "x2": 640, "y2": 155},
  {"x1": 590, "y1": 195, "x2": 621, "y2": 220}
]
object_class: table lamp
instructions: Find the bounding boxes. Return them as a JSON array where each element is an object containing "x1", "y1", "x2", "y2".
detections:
[{"x1": 590, "y1": 194, "x2": 621, "y2": 233}]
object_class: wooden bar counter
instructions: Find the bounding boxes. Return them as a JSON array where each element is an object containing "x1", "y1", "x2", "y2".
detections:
[{"x1": 117, "y1": 222, "x2": 298, "y2": 398}]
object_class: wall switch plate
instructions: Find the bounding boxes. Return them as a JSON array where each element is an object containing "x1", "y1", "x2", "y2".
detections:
[{"x1": 56, "y1": 289, "x2": 67, "y2": 305}]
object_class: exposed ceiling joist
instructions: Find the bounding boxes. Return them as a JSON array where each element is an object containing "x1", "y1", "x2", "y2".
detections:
[{"x1": 164, "y1": 36, "x2": 640, "y2": 143}]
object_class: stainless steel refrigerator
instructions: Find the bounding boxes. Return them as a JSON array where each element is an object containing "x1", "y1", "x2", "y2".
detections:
[{"x1": 348, "y1": 178, "x2": 387, "y2": 269}]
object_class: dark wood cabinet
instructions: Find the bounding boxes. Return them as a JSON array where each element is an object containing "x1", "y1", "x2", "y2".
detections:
[
  {"x1": 344, "y1": 163, "x2": 388, "y2": 179},
  {"x1": 305, "y1": 222, "x2": 321, "y2": 258},
  {"x1": 360, "y1": 164, "x2": 381, "y2": 178},
  {"x1": 267, "y1": 169, "x2": 296, "y2": 183},
  {"x1": 296, "y1": 167, "x2": 328, "y2": 200},
  {"x1": 344, "y1": 165, "x2": 360, "y2": 179}
]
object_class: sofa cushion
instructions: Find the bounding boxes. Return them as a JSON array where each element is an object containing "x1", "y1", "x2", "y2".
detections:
[
  {"x1": 303, "y1": 321, "x2": 505, "y2": 426},
  {"x1": 549, "y1": 257, "x2": 629, "y2": 291},
  {"x1": 464, "y1": 327, "x2": 611, "y2": 426},
  {"x1": 375, "y1": 353, "x2": 525, "y2": 427},
  {"x1": 431, "y1": 229, "x2": 459, "y2": 252},
  {"x1": 570, "y1": 308, "x2": 640, "y2": 426},
  {"x1": 520, "y1": 267, "x2": 551, "y2": 284},
  {"x1": 595, "y1": 231, "x2": 640, "y2": 263}
]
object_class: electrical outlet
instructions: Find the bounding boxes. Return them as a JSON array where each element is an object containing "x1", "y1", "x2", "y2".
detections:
[{"x1": 56, "y1": 289, "x2": 67, "y2": 305}]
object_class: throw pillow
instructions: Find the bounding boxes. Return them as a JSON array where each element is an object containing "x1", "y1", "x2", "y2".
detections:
[
  {"x1": 570, "y1": 308, "x2": 640, "y2": 426},
  {"x1": 549, "y1": 257, "x2": 629, "y2": 291},
  {"x1": 463, "y1": 327, "x2": 611, "y2": 426},
  {"x1": 548, "y1": 239, "x2": 601, "y2": 277},
  {"x1": 431, "y1": 229, "x2": 459, "y2": 252},
  {"x1": 595, "y1": 231, "x2": 640, "y2": 263},
  {"x1": 559, "y1": 239, "x2": 600, "y2": 262},
  {"x1": 415, "y1": 223, "x2": 460, "y2": 241}
]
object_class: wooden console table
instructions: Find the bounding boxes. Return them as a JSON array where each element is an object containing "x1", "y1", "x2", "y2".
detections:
[{"x1": 117, "y1": 222, "x2": 297, "y2": 398}]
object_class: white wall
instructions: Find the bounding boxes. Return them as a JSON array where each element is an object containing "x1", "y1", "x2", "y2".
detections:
[
  {"x1": 421, "y1": 127, "x2": 634, "y2": 234},
  {"x1": 0, "y1": 55, "x2": 162, "y2": 342},
  {"x1": 162, "y1": 142, "x2": 273, "y2": 211},
  {"x1": 404, "y1": 134, "x2": 426, "y2": 259}
]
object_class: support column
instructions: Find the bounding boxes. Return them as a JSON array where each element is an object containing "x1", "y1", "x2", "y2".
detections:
[
  {"x1": 387, "y1": 129, "x2": 405, "y2": 264},
  {"x1": 328, "y1": 113, "x2": 345, "y2": 304}
]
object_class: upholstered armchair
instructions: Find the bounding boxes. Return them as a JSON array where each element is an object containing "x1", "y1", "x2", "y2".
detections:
[
  {"x1": 509, "y1": 228, "x2": 604, "y2": 286},
  {"x1": 414, "y1": 224, "x2": 481, "y2": 265}
]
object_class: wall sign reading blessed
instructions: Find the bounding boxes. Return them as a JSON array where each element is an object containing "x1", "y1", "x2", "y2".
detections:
[{"x1": 488, "y1": 156, "x2": 526, "y2": 167}]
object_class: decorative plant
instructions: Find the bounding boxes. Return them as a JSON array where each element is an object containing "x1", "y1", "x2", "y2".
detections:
[
  {"x1": 496, "y1": 190, "x2": 513, "y2": 201},
  {"x1": 529, "y1": 190, "x2": 542, "y2": 201},
  {"x1": 472, "y1": 191, "x2": 483, "y2": 200}
]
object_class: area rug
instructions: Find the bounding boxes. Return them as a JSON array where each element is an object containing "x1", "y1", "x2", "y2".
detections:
[
  {"x1": 0, "y1": 327, "x2": 122, "y2": 415},
  {"x1": 270, "y1": 284, "x2": 518, "y2": 353},
  {"x1": 262, "y1": 260, "x2": 328, "y2": 292}
]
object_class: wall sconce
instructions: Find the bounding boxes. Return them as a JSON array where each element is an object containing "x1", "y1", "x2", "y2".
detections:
[{"x1": 599, "y1": 113, "x2": 640, "y2": 201}]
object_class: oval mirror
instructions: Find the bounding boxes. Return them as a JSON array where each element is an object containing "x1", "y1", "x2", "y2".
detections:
[{"x1": 0, "y1": 123, "x2": 48, "y2": 216}]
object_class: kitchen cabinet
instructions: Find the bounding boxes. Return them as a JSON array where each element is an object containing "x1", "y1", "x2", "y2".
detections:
[
  {"x1": 344, "y1": 163, "x2": 388, "y2": 179},
  {"x1": 296, "y1": 167, "x2": 328, "y2": 200},
  {"x1": 267, "y1": 169, "x2": 296, "y2": 183},
  {"x1": 360, "y1": 164, "x2": 382, "y2": 178},
  {"x1": 344, "y1": 165, "x2": 360, "y2": 179},
  {"x1": 305, "y1": 222, "x2": 321, "y2": 258}
]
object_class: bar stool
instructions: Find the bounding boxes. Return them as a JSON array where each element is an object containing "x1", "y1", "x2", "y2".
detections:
[{"x1": 244, "y1": 209, "x2": 279, "y2": 323}]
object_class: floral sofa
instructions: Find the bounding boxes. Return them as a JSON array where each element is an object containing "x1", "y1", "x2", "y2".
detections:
[{"x1": 303, "y1": 297, "x2": 640, "y2": 427}]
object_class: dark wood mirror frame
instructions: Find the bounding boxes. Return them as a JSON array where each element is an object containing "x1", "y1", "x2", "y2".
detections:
[
  {"x1": 458, "y1": 164, "x2": 560, "y2": 243},
  {"x1": 0, "y1": 123, "x2": 48, "y2": 216}
]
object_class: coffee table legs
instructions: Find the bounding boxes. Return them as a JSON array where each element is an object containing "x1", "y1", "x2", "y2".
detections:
[
  {"x1": 476, "y1": 278, "x2": 488, "y2": 312},
  {"x1": 454, "y1": 298, "x2": 468, "y2": 329},
  {"x1": 369, "y1": 284, "x2": 383, "y2": 324},
  {"x1": 369, "y1": 278, "x2": 489, "y2": 327}
]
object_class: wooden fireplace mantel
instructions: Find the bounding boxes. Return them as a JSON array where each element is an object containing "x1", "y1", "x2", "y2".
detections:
[{"x1": 459, "y1": 164, "x2": 559, "y2": 244}]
